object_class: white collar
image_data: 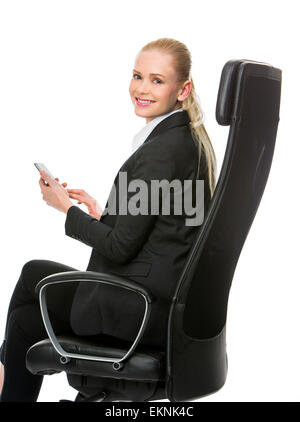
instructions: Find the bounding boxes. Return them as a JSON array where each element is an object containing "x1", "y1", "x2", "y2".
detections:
[{"x1": 132, "y1": 109, "x2": 183, "y2": 153}]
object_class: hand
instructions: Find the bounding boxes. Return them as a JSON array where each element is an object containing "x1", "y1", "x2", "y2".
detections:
[
  {"x1": 39, "y1": 170, "x2": 73, "y2": 214},
  {"x1": 67, "y1": 189, "x2": 102, "y2": 220}
]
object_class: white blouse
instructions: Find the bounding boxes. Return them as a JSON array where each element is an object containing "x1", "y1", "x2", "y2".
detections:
[{"x1": 131, "y1": 109, "x2": 183, "y2": 154}]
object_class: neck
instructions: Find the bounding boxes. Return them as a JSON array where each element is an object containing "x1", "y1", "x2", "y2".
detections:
[{"x1": 145, "y1": 105, "x2": 182, "y2": 124}]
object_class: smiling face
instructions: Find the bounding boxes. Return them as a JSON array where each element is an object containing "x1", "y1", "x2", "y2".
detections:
[{"x1": 129, "y1": 49, "x2": 190, "y2": 123}]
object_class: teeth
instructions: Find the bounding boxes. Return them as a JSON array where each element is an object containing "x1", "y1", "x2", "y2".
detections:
[{"x1": 137, "y1": 98, "x2": 154, "y2": 103}]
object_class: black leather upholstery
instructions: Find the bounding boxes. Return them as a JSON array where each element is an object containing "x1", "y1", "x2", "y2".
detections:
[
  {"x1": 35, "y1": 270, "x2": 153, "y2": 303},
  {"x1": 166, "y1": 59, "x2": 281, "y2": 401},
  {"x1": 25, "y1": 59, "x2": 282, "y2": 402},
  {"x1": 215, "y1": 58, "x2": 271, "y2": 125},
  {"x1": 26, "y1": 336, "x2": 165, "y2": 381},
  {"x1": 215, "y1": 59, "x2": 241, "y2": 125}
]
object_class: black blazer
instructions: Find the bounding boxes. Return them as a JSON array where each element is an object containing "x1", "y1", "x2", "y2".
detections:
[{"x1": 65, "y1": 110, "x2": 211, "y2": 347}]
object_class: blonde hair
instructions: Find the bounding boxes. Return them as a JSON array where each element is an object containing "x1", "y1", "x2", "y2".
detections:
[{"x1": 140, "y1": 38, "x2": 217, "y2": 198}]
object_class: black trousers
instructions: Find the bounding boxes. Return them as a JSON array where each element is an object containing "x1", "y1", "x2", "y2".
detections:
[{"x1": 0, "y1": 259, "x2": 82, "y2": 402}]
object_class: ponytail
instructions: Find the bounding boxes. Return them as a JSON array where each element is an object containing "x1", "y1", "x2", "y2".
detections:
[{"x1": 182, "y1": 78, "x2": 217, "y2": 198}]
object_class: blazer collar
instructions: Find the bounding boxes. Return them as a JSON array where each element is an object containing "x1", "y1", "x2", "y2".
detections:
[{"x1": 143, "y1": 109, "x2": 191, "y2": 144}]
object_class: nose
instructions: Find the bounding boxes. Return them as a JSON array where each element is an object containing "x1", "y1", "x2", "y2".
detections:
[{"x1": 137, "y1": 78, "x2": 151, "y2": 95}]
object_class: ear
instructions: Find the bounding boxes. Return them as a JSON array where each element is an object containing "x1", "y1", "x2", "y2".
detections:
[{"x1": 177, "y1": 80, "x2": 192, "y2": 102}]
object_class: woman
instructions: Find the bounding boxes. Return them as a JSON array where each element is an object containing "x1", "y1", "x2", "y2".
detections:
[{"x1": 0, "y1": 37, "x2": 217, "y2": 402}]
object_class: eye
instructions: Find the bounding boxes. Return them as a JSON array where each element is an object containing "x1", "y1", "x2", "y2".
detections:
[{"x1": 132, "y1": 73, "x2": 162, "y2": 84}]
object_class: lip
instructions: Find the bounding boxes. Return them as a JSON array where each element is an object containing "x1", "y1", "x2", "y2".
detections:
[{"x1": 135, "y1": 97, "x2": 156, "y2": 107}]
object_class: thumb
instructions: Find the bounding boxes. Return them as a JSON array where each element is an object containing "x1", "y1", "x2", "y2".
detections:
[{"x1": 40, "y1": 170, "x2": 53, "y2": 186}]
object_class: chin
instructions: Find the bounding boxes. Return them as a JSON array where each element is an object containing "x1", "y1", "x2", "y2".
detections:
[{"x1": 134, "y1": 108, "x2": 152, "y2": 119}]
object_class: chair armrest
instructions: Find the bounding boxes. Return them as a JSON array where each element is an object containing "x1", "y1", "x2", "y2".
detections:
[
  {"x1": 35, "y1": 270, "x2": 153, "y2": 302},
  {"x1": 35, "y1": 271, "x2": 153, "y2": 367}
]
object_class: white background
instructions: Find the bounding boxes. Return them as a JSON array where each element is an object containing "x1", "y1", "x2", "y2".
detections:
[{"x1": 0, "y1": 0, "x2": 299, "y2": 402}]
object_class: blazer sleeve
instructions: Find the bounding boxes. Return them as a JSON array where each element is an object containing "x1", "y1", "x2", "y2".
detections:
[{"x1": 65, "y1": 140, "x2": 173, "y2": 264}]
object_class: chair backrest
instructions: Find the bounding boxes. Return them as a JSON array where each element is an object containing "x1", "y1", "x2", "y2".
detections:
[{"x1": 166, "y1": 59, "x2": 282, "y2": 401}]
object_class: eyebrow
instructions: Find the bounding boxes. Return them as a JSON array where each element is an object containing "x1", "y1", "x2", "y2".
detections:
[{"x1": 133, "y1": 69, "x2": 165, "y2": 78}]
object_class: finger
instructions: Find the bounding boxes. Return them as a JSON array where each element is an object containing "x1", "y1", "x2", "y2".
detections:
[
  {"x1": 67, "y1": 189, "x2": 84, "y2": 194},
  {"x1": 68, "y1": 192, "x2": 83, "y2": 198},
  {"x1": 68, "y1": 193, "x2": 86, "y2": 202},
  {"x1": 55, "y1": 178, "x2": 59, "y2": 182},
  {"x1": 39, "y1": 177, "x2": 46, "y2": 188},
  {"x1": 62, "y1": 182, "x2": 67, "y2": 188},
  {"x1": 68, "y1": 194, "x2": 88, "y2": 205}
]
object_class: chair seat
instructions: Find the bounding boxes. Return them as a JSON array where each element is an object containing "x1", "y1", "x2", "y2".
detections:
[{"x1": 26, "y1": 335, "x2": 166, "y2": 382}]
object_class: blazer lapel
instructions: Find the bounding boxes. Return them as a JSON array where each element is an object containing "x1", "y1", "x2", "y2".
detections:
[{"x1": 143, "y1": 109, "x2": 191, "y2": 144}]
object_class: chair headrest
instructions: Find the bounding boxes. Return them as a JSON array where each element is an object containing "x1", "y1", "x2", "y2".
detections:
[
  {"x1": 215, "y1": 59, "x2": 274, "y2": 126},
  {"x1": 215, "y1": 60, "x2": 243, "y2": 126}
]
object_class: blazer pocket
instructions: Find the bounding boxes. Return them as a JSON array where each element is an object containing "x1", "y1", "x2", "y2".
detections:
[{"x1": 108, "y1": 260, "x2": 152, "y2": 277}]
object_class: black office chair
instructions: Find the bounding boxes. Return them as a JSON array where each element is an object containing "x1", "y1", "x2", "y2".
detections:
[{"x1": 26, "y1": 59, "x2": 282, "y2": 402}]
